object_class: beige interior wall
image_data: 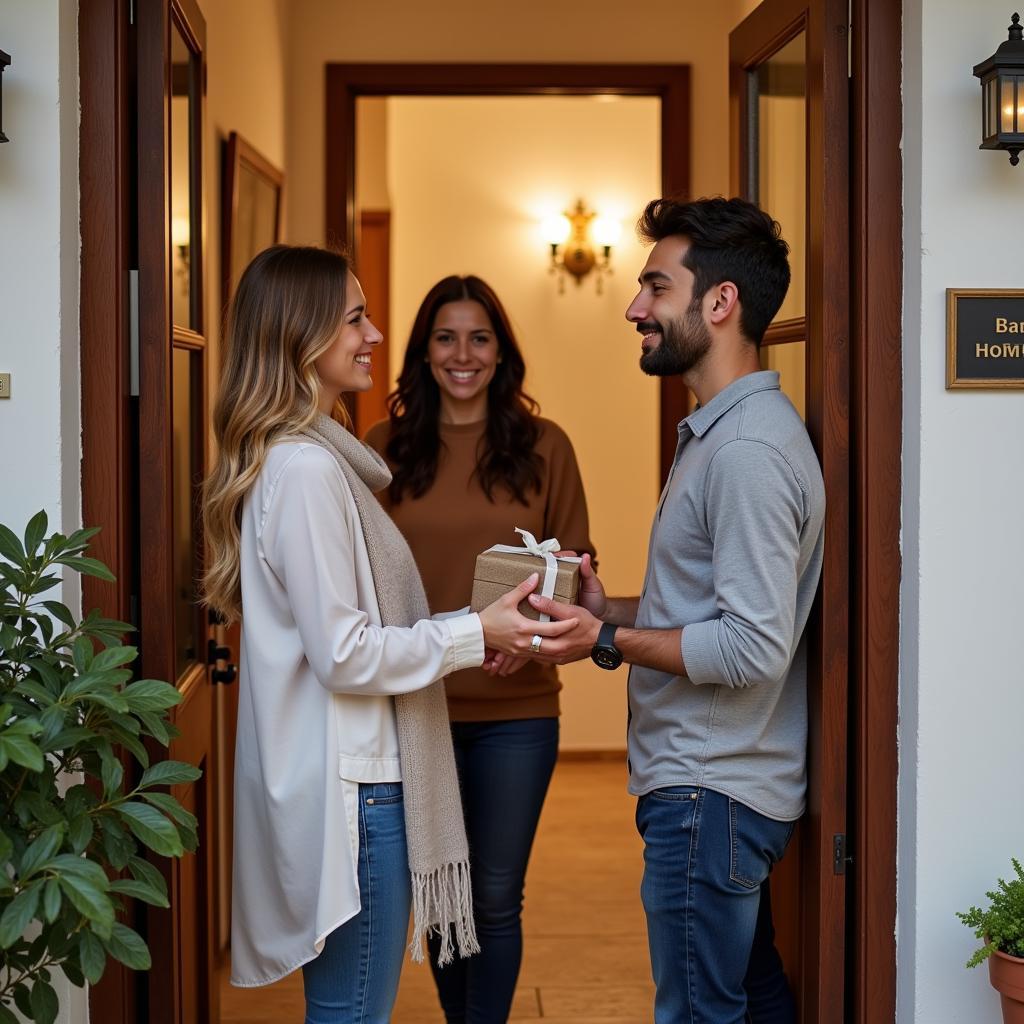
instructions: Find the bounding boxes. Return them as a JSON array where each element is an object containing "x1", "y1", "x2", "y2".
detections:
[
  {"x1": 356, "y1": 98, "x2": 391, "y2": 213},
  {"x1": 377, "y1": 96, "x2": 660, "y2": 750},
  {"x1": 284, "y1": 0, "x2": 756, "y2": 247}
]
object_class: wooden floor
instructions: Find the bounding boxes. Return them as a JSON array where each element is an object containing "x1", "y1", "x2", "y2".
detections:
[{"x1": 220, "y1": 760, "x2": 654, "y2": 1022}]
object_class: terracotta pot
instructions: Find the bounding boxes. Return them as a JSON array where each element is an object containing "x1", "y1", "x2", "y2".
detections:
[{"x1": 989, "y1": 947, "x2": 1024, "y2": 1024}]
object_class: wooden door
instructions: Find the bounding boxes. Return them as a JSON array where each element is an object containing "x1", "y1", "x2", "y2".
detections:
[
  {"x1": 730, "y1": 1, "x2": 850, "y2": 1020},
  {"x1": 136, "y1": 1, "x2": 219, "y2": 1021}
]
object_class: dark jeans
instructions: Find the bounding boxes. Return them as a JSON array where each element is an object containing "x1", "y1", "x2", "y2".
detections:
[
  {"x1": 429, "y1": 717, "x2": 559, "y2": 1024},
  {"x1": 636, "y1": 785, "x2": 797, "y2": 1024}
]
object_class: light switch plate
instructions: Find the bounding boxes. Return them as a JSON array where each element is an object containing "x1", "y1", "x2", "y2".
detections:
[{"x1": 0, "y1": 374, "x2": 10, "y2": 399}]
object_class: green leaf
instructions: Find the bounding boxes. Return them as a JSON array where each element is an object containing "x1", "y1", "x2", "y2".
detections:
[
  {"x1": 56, "y1": 556, "x2": 116, "y2": 583},
  {"x1": 14, "y1": 677, "x2": 56, "y2": 706},
  {"x1": 61, "y1": 956, "x2": 85, "y2": 989},
  {"x1": 41, "y1": 601, "x2": 76, "y2": 629},
  {"x1": 68, "y1": 814, "x2": 94, "y2": 854},
  {"x1": 139, "y1": 760, "x2": 201, "y2": 790},
  {"x1": 0, "y1": 735, "x2": 44, "y2": 772},
  {"x1": 100, "y1": 747, "x2": 124, "y2": 798},
  {"x1": 0, "y1": 885, "x2": 41, "y2": 947},
  {"x1": 23, "y1": 511, "x2": 49, "y2": 557},
  {"x1": 12, "y1": 986, "x2": 32, "y2": 1020},
  {"x1": 141, "y1": 792, "x2": 197, "y2": 831},
  {"x1": 57, "y1": 876, "x2": 114, "y2": 937},
  {"x1": 24, "y1": 658, "x2": 63, "y2": 693},
  {"x1": 49, "y1": 854, "x2": 109, "y2": 889},
  {"x1": 122, "y1": 678, "x2": 182, "y2": 712},
  {"x1": 0, "y1": 830, "x2": 13, "y2": 864},
  {"x1": 137, "y1": 710, "x2": 172, "y2": 746},
  {"x1": 116, "y1": 802, "x2": 183, "y2": 858},
  {"x1": 99, "y1": 818, "x2": 136, "y2": 871},
  {"x1": 90, "y1": 645, "x2": 137, "y2": 672},
  {"x1": 128, "y1": 856, "x2": 168, "y2": 903},
  {"x1": 42, "y1": 878, "x2": 61, "y2": 923},
  {"x1": 102, "y1": 921, "x2": 151, "y2": 970},
  {"x1": 109, "y1": 878, "x2": 169, "y2": 908},
  {"x1": 18, "y1": 824, "x2": 64, "y2": 880},
  {"x1": 64, "y1": 526, "x2": 101, "y2": 551},
  {"x1": 30, "y1": 977, "x2": 59, "y2": 1024},
  {"x1": 71, "y1": 636, "x2": 93, "y2": 674},
  {"x1": 0, "y1": 523, "x2": 26, "y2": 565},
  {"x1": 0, "y1": 1002, "x2": 20, "y2": 1023},
  {"x1": 78, "y1": 929, "x2": 106, "y2": 985},
  {"x1": 108, "y1": 726, "x2": 149, "y2": 768}
]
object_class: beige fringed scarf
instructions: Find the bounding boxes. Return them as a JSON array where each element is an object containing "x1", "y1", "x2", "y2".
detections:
[{"x1": 298, "y1": 413, "x2": 479, "y2": 965}]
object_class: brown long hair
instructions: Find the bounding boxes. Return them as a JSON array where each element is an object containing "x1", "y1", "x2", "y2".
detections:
[
  {"x1": 202, "y1": 245, "x2": 351, "y2": 622},
  {"x1": 384, "y1": 275, "x2": 543, "y2": 504}
]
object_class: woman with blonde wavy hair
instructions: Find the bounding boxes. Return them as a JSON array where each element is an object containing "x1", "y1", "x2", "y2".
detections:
[{"x1": 202, "y1": 245, "x2": 577, "y2": 1023}]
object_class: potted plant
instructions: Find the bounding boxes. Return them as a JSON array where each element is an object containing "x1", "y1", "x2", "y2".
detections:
[
  {"x1": 957, "y1": 858, "x2": 1024, "y2": 1023},
  {"x1": 0, "y1": 511, "x2": 200, "y2": 1024}
]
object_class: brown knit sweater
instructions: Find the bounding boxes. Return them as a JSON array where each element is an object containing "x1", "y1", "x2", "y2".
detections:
[{"x1": 364, "y1": 416, "x2": 595, "y2": 721}]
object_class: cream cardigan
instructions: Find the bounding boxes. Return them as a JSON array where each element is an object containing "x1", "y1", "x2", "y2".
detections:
[{"x1": 230, "y1": 443, "x2": 484, "y2": 987}]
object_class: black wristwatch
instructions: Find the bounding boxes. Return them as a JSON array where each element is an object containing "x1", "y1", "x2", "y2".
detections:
[{"x1": 590, "y1": 621, "x2": 623, "y2": 670}]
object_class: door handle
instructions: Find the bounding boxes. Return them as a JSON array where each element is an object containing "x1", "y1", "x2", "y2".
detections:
[{"x1": 208, "y1": 638, "x2": 237, "y2": 685}]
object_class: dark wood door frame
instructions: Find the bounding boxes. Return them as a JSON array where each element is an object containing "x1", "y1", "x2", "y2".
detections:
[
  {"x1": 324, "y1": 62, "x2": 692, "y2": 480},
  {"x1": 849, "y1": 0, "x2": 901, "y2": 1020}
]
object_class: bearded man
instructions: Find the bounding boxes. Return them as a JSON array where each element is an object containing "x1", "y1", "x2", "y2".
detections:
[{"x1": 527, "y1": 197, "x2": 826, "y2": 1024}]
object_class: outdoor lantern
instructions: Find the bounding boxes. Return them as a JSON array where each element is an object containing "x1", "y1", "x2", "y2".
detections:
[
  {"x1": 0, "y1": 50, "x2": 9, "y2": 144},
  {"x1": 973, "y1": 13, "x2": 1024, "y2": 166}
]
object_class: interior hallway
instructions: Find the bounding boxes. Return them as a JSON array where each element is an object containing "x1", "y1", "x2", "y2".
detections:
[{"x1": 220, "y1": 760, "x2": 654, "y2": 1022}]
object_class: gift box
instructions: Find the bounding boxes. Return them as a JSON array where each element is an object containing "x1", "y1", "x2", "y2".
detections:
[{"x1": 469, "y1": 530, "x2": 581, "y2": 622}]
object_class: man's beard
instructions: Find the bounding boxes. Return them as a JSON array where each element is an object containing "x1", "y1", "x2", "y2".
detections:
[{"x1": 638, "y1": 301, "x2": 712, "y2": 377}]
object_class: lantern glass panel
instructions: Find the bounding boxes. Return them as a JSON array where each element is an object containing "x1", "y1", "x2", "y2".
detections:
[
  {"x1": 988, "y1": 78, "x2": 998, "y2": 138},
  {"x1": 1001, "y1": 75, "x2": 1017, "y2": 133}
]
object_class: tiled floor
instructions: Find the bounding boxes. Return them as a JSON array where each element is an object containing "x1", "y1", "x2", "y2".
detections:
[{"x1": 220, "y1": 760, "x2": 654, "y2": 1022}]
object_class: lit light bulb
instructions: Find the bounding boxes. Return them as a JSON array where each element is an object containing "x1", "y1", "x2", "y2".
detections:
[
  {"x1": 592, "y1": 216, "x2": 622, "y2": 248},
  {"x1": 171, "y1": 216, "x2": 191, "y2": 248},
  {"x1": 540, "y1": 213, "x2": 571, "y2": 246}
]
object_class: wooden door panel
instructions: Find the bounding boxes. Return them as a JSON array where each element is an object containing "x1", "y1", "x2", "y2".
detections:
[
  {"x1": 136, "y1": 1, "x2": 216, "y2": 1021},
  {"x1": 731, "y1": 1, "x2": 850, "y2": 1019}
]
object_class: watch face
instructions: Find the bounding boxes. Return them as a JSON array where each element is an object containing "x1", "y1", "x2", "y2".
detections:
[{"x1": 592, "y1": 647, "x2": 622, "y2": 670}]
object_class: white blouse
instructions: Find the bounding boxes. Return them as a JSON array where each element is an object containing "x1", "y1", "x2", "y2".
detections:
[{"x1": 230, "y1": 442, "x2": 485, "y2": 987}]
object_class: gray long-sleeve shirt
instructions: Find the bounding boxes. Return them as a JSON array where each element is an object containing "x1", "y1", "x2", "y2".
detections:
[{"x1": 627, "y1": 370, "x2": 825, "y2": 821}]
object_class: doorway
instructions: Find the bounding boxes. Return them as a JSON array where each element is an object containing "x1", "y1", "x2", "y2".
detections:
[{"x1": 77, "y1": 1, "x2": 903, "y2": 1021}]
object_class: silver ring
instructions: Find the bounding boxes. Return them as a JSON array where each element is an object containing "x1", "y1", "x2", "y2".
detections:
[{"x1": 530, "y1": 634, "x2": 543, "y2": 654}]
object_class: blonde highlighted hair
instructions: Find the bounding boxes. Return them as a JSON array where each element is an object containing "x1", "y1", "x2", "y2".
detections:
[{"x1": 202, "y1": 244, "x2": 352, "y2": 622}]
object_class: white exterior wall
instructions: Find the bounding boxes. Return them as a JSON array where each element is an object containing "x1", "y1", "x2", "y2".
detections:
[
  {"x1": 900, "y1": 1, "x2": 1024, "y2": 1022},
  {"x1": 0, "y1": 5, "x2": 85, "y2": 1024}
]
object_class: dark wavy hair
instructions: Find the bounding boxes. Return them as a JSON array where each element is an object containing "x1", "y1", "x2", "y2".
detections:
[
  {"x1": 384, "y1": 275, "x2": 543, "y2": 504},
  {"x1": 638, "y1": 197, "x2": 791, "y2": 345}
]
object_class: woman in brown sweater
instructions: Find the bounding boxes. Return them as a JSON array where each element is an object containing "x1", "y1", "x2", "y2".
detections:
[{"x1": 365, "y1": 275, "x2": 594, "y2": 1024}]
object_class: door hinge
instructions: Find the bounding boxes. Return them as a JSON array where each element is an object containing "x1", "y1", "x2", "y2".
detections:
[
  {"x1": 129, "y1": 269, "x2": 140, "y2": 397},
  {"x1": 833, "y1": 833, "x2": 853, "y2": 875}
]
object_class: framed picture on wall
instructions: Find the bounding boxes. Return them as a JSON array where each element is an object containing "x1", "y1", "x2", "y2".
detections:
[{"x1": 222, "y1": 131, "x2": 284, "y2": 309}]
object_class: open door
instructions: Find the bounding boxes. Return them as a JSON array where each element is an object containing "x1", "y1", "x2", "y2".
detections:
[
  {"x1": 730, "y1": 1, "x2": 850, "y2": 1020},
  {"x1": 135, "y1": 1, "x2": 222, "y2": 1021}
]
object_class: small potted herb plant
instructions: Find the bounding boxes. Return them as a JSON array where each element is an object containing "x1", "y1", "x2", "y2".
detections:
[{"x1": 957, "y1": 858, "x2": 1024, "y2": 1023}]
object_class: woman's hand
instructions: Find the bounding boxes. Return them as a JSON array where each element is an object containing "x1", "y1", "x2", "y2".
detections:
[
  {"x1": 481, "y1": 652, "x2": 530, "y2": 677},
  {"x1": 478, "y1": 573, "x2": 580, "y2": 656}
]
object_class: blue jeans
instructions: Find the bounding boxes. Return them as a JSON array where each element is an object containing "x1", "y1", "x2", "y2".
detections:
[
  {"x1": 429, "y1": 717, "x2": 559, "y2": 1024},
  {"x1": 636, "y1": 786, "x2": 796, "y2": 1024},
  {"x1": 302, "y1": 782, "x2": 410, "y2": 1024}
]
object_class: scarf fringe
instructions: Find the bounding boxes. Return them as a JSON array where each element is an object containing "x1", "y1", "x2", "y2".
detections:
[{"x1": 408, "y1": 860, "x2": 479, "y2": 965}]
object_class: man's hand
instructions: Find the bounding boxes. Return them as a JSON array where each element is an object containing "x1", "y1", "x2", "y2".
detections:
[
  {"x1": 554, "y1": 551, "x2": 607, "y2": 618},
  {"x1": 524, "y1": 592, "x2": 602, "y2": 664}
]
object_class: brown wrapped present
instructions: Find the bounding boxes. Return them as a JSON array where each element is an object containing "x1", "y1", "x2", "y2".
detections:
[{"x1": 468, "y1": 529, "x2": 581, "y2": 622}]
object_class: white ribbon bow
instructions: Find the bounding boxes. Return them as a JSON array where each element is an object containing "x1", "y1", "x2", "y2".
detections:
[{"x1": 485, "y1": 528, "x2": 581, "y2": 624}]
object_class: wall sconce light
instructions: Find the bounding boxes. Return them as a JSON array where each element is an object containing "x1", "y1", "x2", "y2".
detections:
[
  {"x1": 973, "y1": 12, "x2": 1024, "y2": 166},
  {"x1": 541, "y1": 199, "x2": 621, "y2": 294},
  {"x1": 0, "y1": 49, "x2": 11, "y2": 144}
]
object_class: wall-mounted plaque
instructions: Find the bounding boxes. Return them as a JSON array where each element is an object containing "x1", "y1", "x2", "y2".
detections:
[{"x1": 947, "y1": 289, "x2": 1024, "y2": 389}]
